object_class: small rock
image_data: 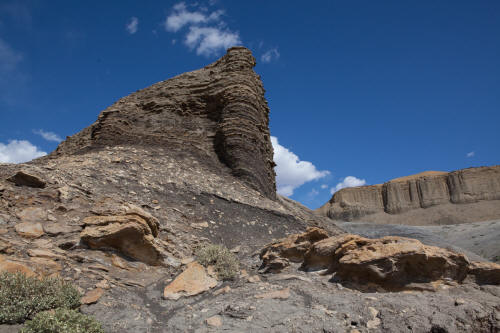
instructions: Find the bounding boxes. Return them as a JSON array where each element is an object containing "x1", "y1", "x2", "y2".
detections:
[
  {"x1": 455, "y1": 298, "x2": 466, "y2": 306},
  {"x1": 206, "y1": 315, "x2": 222, "y2": 327},
  {"x1": 81, "y1": 288, "x2": 104, "y2": 304},
  {"x1": 96, "y1": 280, "x2": 110, "y2": 289},
  {"x1": 247, "y1": 275, "x2": 261, "y2": 283},
  {"x1": 190, "y1": 222, "x2": 208, "y2": 229},
  {"x1": 181, "y1": 257, "x2": 194, "y2": 265},
  {"x1": 0, "y1": 229, "x2": 8, "y2": 235},
  {"x1": 43, "y1": 223, "x2": 81, "y2": 236},
  {"x1": 15, "y1": 222, "x2": 45, "y2": 238},
  {"x1": 27, "y1": 249, "x2": 63, "y2": 260},
  {"x1": 367, "y1": 318, "x2": 381, "y2": 329},
  {"x1": 7, "y1": 171, "x2": 46, "y2": 188},
  {"x1": 255, "y1": 287, "x2": 290, "y2": 300},
  {"x1": 17, "y1": 207, "x2": 48, "y2": 223},
  {"x1": 230, "y1": 245, "x2": 241, "y2": 253},
  {"x1": 213, "y1": 285, "x2": 231, "y2": 296}
]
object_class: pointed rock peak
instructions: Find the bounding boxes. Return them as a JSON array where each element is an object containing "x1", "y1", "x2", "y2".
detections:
[{"x1": 50, "y1": 47, "x2": 277, "y2": 199}]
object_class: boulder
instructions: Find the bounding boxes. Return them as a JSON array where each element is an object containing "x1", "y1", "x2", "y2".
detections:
[
  {"x1": 7, "y1": 171, "x2": 46, "y2": 188},
  {"x1": 260, "y1": 229, "x2": 499, "y2": 291},
  {"x1": 163, "y1": 262, "x2": 217, "y2": 300},
  {"x1": 259, "y1": 227, "x2": 329, "y2": 272},
  {"x1": 80, "y1": 213, "x2": 164, "y2": 266},
  {"x1": 17, "y1": 207, "x2": 48, "y2": 223}
]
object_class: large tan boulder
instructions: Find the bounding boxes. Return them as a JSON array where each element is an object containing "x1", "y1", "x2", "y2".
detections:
[
  {"x1": 15, "y1": 222, "x2": 45, "y2": 238},
  {"x1": 260, "y1": 229, "x2": 500, "y2": 290},
  {"x1": 259, "y1": 227, "x2": 329, "y2": 272},
  {"x1": 80, "y1": 208, "x2": 164, "y2": 266},
  {"x1": 163, "y1": 262, "x2": 217, "y2": 300}
]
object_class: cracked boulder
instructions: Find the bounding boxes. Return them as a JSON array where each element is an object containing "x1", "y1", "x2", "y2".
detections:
[
  {"x1": 80, "y1": 205, "x2": 164, "y2": 266},
  {"x1": 260, "y1": 229, "x2": 500, "y2": 291}
]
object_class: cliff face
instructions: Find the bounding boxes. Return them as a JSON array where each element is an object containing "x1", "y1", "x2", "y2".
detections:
[
  {"x1": 317, "y1": 166, "x2": 500, "y2": 223},
  {"x1": 52, "y1": 47, "x2": 277, "y2": 199}
]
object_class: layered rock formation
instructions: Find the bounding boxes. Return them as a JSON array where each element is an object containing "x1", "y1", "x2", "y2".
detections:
[
  {"x1": 317, "y1": 166, "x2": 500, "y2": 224},
  {"x1": 52, "y1": 47, "x2": 277, "y2": 199}
]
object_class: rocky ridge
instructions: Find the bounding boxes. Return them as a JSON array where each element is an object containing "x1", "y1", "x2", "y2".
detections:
[
  {"x1": 317, "y1": 166, "x2": 500, "y2": 224},
  {"x1": 0, "y1": 48, "x2": 499, "y2": 332}
]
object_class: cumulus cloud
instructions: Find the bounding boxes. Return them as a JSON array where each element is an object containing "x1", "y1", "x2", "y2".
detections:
[
  {"x1": 0, "y1": 140, "x2": 46, "y2": 164},
  {"x1": 33, "y1": 129, "x2": 62, "y2": 143},
  {"x1": 271, "y1": 136, "x2": 330, "y2": 196},
  {"x1": 330, "y1": 176, "x2": 366, "y2": 194},
  {"x1": 165, "y1": 2, "x2": 240, "y2": 56},
  {"x1": 165, "y1": 2, "x2": 223, "y2": 32},
  {"x1": 185, "y1": 26, "x2": 241, "y2": 56},
  {"x1": 126, "y1": 17, "x2": 139, "y2": 34},
  {"x1": 466, "y1": 151, "x2": 475, "y2": 158},
  {"x1": 260, "y1": 48, "x2": 280, "y2": 63}
]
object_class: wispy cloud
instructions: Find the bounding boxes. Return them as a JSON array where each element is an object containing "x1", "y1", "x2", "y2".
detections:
[
  {"x1": 271, "y1": 136, "x2": 330, "y2": 196},
  {"x1": 466, "y1": 151, "x2": 475, "y2": 158},
  {"x1": 320, "y1": 184, "x2": 328, "y2": 189},
  {"x1": 0, "y1": 140, "x2": 46, "y2": 164},
  {"x1": 126, "y1": 17, "x2": 139, "y2": 34},
  {"x1": 261, "y1": 48, "x2": 280, "y2": 63},
  {"x1": 165, "y1": 2, "x2": 240, "y2": 57},
  {"x1": 0, "y1": 38, "x2": 22, "y2": 72},
  {"x1": 330, "y1": 176, "x2": 366, "y2": 194},
  {"x1": 33, "y1": 129, "x2": 62, "y2": 143}
]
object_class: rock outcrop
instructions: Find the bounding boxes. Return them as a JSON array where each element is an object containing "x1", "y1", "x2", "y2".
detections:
[
  {"x1": 51, "y1": 47, "x2": 277, "y2": 200},
  {"x1": 260, "y1": 229, "x2": 500, "y2": 291},
  {"x1": 317, "y1": 166, "x2": 500, "y2": 224}
]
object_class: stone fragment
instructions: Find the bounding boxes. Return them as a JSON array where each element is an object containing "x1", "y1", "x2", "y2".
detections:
[
  {"x1": 111, "y1": 254, "x2": 131, "y2": 270},
  {"x1": 15, "y1": 222, "x2": 45, "y2": 238},
  {"x1": 95, "y1": 279, "x2": 110, "y2": 289},
  {"x1": 29, "y1": 257, "x2": 62, "y2": 276},
  {"x1": 81, "y1": 288, "x2": 104, "y2": 304},
  {"x1": 455, "y1": 298, "x2": 466, "y2": 306},
  {"x1": 213, "y1": 285, "x2": 231, "y2": 296},
  {"x1": 7, "y1": 171, "x2": 46, "y2": 188},
  {"x1": 43, "y1": 223, "x2": 81, "y2": 236},
  {"x1": 27, "y1": 249, "x2": 64, "y2": 260},
  {"x1": 255, "y1": 288, "x2": 290, "y2": 300},
  {"x1": 163, "y1": 262, "x2": 217, "y2": 300},
  {"x1": 247, "y1": 275, "x2": 261, "y2": 283},
  {"x1": 467, "y1": 261, "x2": 500, "y2": 285},
  {"x1": 206, "y1": 315, "x2": 222, "y2": 327},
  {"x1": 0, "y1": 258, "x2": 36, "y2": 277},
  {"x1": 17, "y1": 207, "x2": 48, "y2": 223},
  {"x1": 80, "y1": 214, "x2": 164, "y2": 265}
]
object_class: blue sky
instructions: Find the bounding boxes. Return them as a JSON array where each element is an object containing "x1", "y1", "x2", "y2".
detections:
[{"x1": 0, "y1": 1, "x2": 499, "y2": 208}]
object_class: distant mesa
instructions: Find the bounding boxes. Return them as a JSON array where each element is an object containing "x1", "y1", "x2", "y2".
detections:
[{"x1": 316, "y1": 166, "x2": 500, "y2": 225}]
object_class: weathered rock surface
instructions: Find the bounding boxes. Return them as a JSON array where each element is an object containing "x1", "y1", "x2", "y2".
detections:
[
  {"x1": 260, "y1": 229, "x2": 500, "y2": 290},
  {"x1": 317, "y1": 166, "x2": 500, "y2": 224},
  {"x1": 7, "y1": 171, "x2": 46, "y2": 188}
]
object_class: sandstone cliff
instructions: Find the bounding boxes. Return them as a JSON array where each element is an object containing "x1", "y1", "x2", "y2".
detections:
[{"x1": 317, "y1": 166, "x2": 500, "y2": 224}]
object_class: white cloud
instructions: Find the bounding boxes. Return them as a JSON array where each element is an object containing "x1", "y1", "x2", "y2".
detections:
[
  {"x1": 330, "y1": 176, "x2": 366, "y2": 194},
  {"x1": 271, "y1": 136, "x2": 330, "y2": 196},
  {"x1": 165, "y1": 2, "x2": 223, "y2": 32},
  {"x1": 320, "y1": 184, "x2": 328, "y2": 189},
  {"x1": 165, "y1": 2, "x2": 240, "y2": 57},
  {"x1": 466, "y1": 151, "x2": 475, "y2": 158},
  {"x1": 126, "y1": 17, "x2": 139, "y2": 34},
  {"x1": 261, "y1": 48, "x2": 280, "y2": 63},
  {"x1": 33, "y1": 129, "x2": 62, "y2": 143},
  {"x1": 0, "y1": 38, "x2": 22, "y2": 72},
  {"x1": 0, "y1": 140, "x2": 46, "y2": 164},
  {"x1": 185, "y1": 26, "x2": 240, "y2": 56}
]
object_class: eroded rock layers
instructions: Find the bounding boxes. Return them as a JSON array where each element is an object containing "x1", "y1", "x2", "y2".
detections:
[
  {"x1": 51, "y1": 47, "x2": 276, "y2": 199},
  {"x1": 317, "y1": 166, "x2": 500, "y2": 221}
]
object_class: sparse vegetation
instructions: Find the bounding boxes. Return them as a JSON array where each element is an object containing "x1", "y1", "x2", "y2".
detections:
[
  {"x1": 20, "y1": 309, "x2": 104, "y2": 333},
  {"x1": 195, "y1": 244, "x2": 239, "y2": 280},
  {"x1": 0, "y1": 272, "x2": 81, "y2": 324}
]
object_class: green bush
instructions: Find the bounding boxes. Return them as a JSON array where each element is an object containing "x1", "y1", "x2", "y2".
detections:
[
  {"x1": 0, "y1": 272, "x2": 81, "y2": 324},
  {"x1": 20, "y1": 308, "x2": 104, "y2": 333},
  {"x1": 195, "y1": 244, "x2": 239, "y2": 280}
]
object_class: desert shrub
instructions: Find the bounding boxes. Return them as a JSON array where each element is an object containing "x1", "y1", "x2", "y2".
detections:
[
  {"x1": 0, "y1": 272, "x2": 81, "y2": 324},
  {"x1": 195, "y1": 244, "x2": 239, "y2": 280},
  {"x1": 20, "y1": 308, "x2": 104, "y2": 333}
]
